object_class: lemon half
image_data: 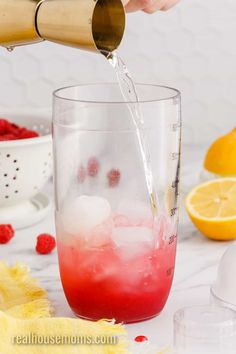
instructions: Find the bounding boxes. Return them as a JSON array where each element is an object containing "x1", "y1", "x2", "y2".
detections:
[{"x1": 185, "y1": 178, "x2": 236, "y2": 240}]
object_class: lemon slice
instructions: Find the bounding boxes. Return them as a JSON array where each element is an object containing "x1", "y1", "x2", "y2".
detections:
[{"x1": 185, "y1": 178, "x2": 236, "y2": 240}]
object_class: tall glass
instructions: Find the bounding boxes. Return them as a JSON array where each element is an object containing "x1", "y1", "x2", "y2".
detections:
[{"x1": 53, "y1": 83, "x2": 181, "y2": 323}]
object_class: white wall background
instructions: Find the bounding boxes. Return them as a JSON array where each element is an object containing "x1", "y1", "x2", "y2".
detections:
[{"x1": 0, "y1": 0, "x2": 236, "y2": 145}]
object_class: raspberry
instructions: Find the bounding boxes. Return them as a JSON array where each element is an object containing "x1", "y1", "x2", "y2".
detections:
[
  {"x1": 78, "y1": 165, "x2": 87, "y2": 183},
  {"x1": 107, "y1": 169, "x2": 121, "y2": 187},
  {"x1": 10, "y1": 123, "x2": 19, "y2": 130},
  {"x1": 0, "y1": 134, "x2": 15, "y2": 141},
  {"x1": 19, "y1": 129, "x2": 39, "y2": 139},
  {"x1": 36, "y1": 234, "x2": 56, "y2": 255},
  {"x1": 0, "y1": 119, "x2": 9, "y2": 135},
  {"x1": 0, "y1": 118, "x2": 39, "y2": 141},
  {"x1": 134, "y1": 335, "x2": 148, "y2": 342},
  {"x1": 87, "y1": 157, "x2": 100, "y2": 177},
  {"x1": 0, "y1": 224, "x2": 15, "y2": 244},
  {"x1": 7, "y1": 123, "x2": 20, "y2": 136}
]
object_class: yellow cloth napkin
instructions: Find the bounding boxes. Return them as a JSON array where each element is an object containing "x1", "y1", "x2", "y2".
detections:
[
  {"x1": 0, "y1": 262, "x2": 53, "y2": 319},
  {"x1": 0, "y1": 262, "x2": 128, "y2": 353},
  {"x1": 0, "y1": 312, "x2": 128, "y2": 353}
]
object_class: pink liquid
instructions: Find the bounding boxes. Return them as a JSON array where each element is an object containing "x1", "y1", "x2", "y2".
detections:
[{"x1": 57, "y1": 215, "x2": 177, "y2": 323}]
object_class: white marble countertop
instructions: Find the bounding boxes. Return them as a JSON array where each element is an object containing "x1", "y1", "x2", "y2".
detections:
[{"x1": 1, "y1": 146, "x2": 233, "y2": 351}]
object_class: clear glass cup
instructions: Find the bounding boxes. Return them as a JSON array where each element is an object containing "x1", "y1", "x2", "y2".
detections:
[
  {"x1": 174, "y1": 305, "x2": 236, "y2": 354},
  {"x1": 53, "y1": 83, "x2": 181, "y2": 323}
]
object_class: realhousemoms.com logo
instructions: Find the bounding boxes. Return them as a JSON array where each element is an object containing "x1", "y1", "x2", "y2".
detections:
[{"x1": 12, "y1": 333, "x2": 119, "y2": 346}]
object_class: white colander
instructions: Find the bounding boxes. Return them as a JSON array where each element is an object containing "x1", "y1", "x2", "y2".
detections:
[{"x1": 0, "y1": 112, "x2": 52, "y2": 226}]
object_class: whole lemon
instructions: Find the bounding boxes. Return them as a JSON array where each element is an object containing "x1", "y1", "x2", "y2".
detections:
[{"x1": 204, "y1": 128, "x2": 236, "y2": 176}]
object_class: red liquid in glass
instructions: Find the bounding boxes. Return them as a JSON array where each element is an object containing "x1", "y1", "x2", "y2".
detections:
[{"x1": 57, "y1": 216, "x2": 176, "y2": 323}]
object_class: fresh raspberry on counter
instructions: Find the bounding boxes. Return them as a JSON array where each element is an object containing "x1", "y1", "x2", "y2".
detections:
[
  {"x1": 0, "y1": 224, "x2": 15, "y2": 244},
  {"x1": 107, "y1": 168, "x2": 121, "y2": 187},
  {"x1": 87, "y1": 157, "x2": 100, "y2": 177},
  {"x1": 36, "y1": 234, "x2": 56, "y2": 255}
]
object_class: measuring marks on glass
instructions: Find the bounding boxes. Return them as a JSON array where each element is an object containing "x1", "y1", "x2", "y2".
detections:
[
  {"x1": 169, "y1": 119, "x2": 181, "y2": 218},
  {"x1": 171, "y1": 121, "x2": 182, "y2": 132},
  {"x1": 169, "y1": 163, "x2": 180, "y2": 217},
  {"x1": 171, "y1": 152, "x2": 180, "y2": 161}
]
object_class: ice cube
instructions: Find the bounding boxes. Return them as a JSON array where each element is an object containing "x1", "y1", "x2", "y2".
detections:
[
  {"x1": 112, "y1": 226, "x2": 153, "y2": 247},
  {"x1": 61, "y1": 195, "x2": 111, "y2": 235},
  {"x1": 87, "y1": 218, "x2": 113, "y2": 247},
  {"x1": 117, "y1": 199, "x2": 152, "y2": 226},
  {"x1": 112, "y1": 226, "x2": 154, "y2": 261},
  {"x1": 113, "y1": 214, "x2": 130, "y2": 227}
]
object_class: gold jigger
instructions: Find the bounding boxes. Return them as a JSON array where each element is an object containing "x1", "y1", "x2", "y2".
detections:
[{"x1": 0, "y1": 0, "x2": 125, "y2": 53}]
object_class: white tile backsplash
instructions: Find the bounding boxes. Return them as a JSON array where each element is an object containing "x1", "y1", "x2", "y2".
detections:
[{"x1": 1, "y1": 0, "x2": 236, "y2": 145}]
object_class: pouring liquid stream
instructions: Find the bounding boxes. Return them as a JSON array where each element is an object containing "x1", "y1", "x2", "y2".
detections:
[{"x1": 105, "y1": 50, "x2": 158, "y2": 217}]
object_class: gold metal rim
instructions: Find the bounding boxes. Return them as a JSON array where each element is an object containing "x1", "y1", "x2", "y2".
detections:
[{"x1": 92, "y1": 0, "x2": 126, "y2": 53}]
